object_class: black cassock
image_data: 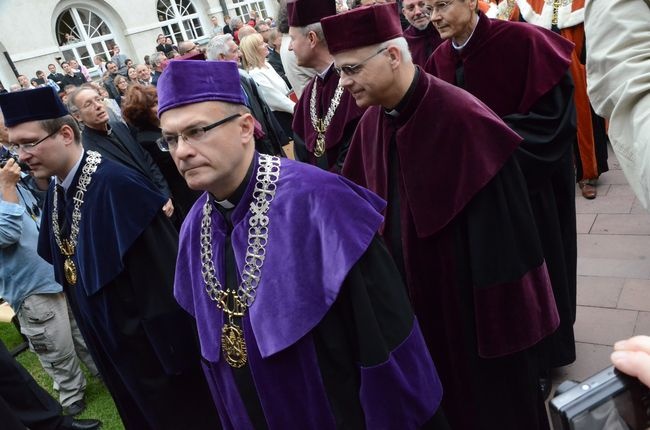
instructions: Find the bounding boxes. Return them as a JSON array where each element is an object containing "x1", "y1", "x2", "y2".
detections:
[{"x1": 38, "y1": 153, "x2": 220, "y2": 430}]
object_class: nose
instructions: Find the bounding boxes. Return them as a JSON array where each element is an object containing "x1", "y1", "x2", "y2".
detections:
[
  {"x1": 338, "y1": 74, "x2": 353, "y2": 89},
  {"x1": 288, "y1": 40, "x2": 294, "y2": 52},
  {"x1": 17, "y1": 149, "x2": 31, "y2": 163},
  {"x1": 172, "y1": 136, "x2": 194, "y2": 160}
]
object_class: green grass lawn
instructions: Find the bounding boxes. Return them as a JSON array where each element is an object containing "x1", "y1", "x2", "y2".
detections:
[{"x1": 0, "y1": 321, "x2": 124, "y2": 429}]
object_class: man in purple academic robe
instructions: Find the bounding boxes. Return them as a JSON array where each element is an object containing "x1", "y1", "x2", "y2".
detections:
[
  {"x1": 425, "y1": 3, "x2": 578, "y2": 396},
  {"x1": 402, "y1": 0, "x2": 442, "y2": 67},
  {"x1": 323, "y1": 4, "x2": 559, "y2": 430},
  {"x1": 157, "y1": 59, "x2": 446, "y2": 429},
  {"x1": 288, "y1": 0, "x2": 366, "y2": 172}
]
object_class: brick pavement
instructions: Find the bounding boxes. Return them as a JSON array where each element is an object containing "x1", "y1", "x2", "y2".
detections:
[{"x1": 553, "y1": 148, "x2": 650, "y2": 387}]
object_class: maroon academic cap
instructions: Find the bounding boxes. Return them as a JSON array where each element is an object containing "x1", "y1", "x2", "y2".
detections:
[
  {"x1": 321, "y1": 3, "x2": 403, "y2": 55},
  {"x1": 287, "y1": 0, "x2": 337, "y2": 27}
]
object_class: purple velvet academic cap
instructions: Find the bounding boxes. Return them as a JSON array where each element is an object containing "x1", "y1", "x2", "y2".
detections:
[
  {"x1": 0, "y1": 86, "x2": 69, "y2": 127},
  {"x1": 287, "y1": 0, "x2": 337, "y2": 27},
  {"x1": 157, "y1": 60, "x2": 246, "y2": 117},
  {"x1": 321, "y1": 3, "x2": 403, "y2": 55}
]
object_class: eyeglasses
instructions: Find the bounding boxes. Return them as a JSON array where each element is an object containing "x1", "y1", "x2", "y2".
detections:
[
  {"x1": 335, "y1": 47, "x2": 388, "y2": 76},
  {"x1": 7, "y1": 128, "x2": 60, "y2": 154},
  {"x1": 430, "y1": 0, "x2": 457, "y2": 13},
  {"x1": 157, "y1": 114, "x2": 241, "y2": 152}
]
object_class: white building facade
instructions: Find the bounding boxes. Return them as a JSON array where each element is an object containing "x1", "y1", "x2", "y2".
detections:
[{"x1": 0, "y1": 0, "x2": 279, "y2": 88}]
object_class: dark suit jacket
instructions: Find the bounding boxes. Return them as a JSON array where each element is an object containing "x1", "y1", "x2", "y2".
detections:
[
  {"x1": 267, "y1": 48, "x2": 291, "y2": 89},
  {"x1": 82, "y1": 121, "x2": 171, "y2": 197},
  {"x1": 239, "y1": 72, "x2": 289, "y2": 156}
]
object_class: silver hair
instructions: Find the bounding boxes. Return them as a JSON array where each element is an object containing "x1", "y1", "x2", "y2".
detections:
[
  {"x1": 206, "y1": 34, "x2": 235, "y2": 61},
  {"x1": 229, "y1": 17, "x2": 243, "y2": 29},
  {"x1": 299, "y1": 22, "x2": 326, "y2": 46},
  {"x1": 379, "y1": 37, "x2": 412, "y2": 63},
  {"x1": 148, "y1": 52, "x2": 166, "y2": 68}
]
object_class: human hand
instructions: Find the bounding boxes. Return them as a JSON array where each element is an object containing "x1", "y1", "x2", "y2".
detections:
[
  {"x1": 162, "y1": 198, "x2": 174, "y2": 217},
  {"x1": 0, "y1": 158, "x2": 21, "y2": 188},
  {"x1": 611, "y1": 335, "x2": 650, "y2": 387}
]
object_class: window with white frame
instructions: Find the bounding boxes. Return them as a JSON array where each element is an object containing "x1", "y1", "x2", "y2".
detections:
[
  {"x1": 157, "y1": 0, "x2": 204, "y2": 45},
  {"x1": 231, "y1": 0, "x2": 268, "y2": 22},
  {"x1": 56, "y1": 8, "x2": 117, "y2": 75}
]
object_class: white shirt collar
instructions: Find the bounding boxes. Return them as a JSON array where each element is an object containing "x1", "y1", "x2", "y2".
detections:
[
  {"x1": 58, "y1": 150, "x2": 85, "y2": 192},
  {"x1": 452, "y1": 14, "x2": 480, "y2": 51}
]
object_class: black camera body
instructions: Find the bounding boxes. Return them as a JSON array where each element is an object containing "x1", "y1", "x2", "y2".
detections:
[
  {"x1": 0, "y1": 152, "x2": 29, "y2": 171},
  {"x1": 550, "y1": 365, "x2": 650, "y2": 430}
]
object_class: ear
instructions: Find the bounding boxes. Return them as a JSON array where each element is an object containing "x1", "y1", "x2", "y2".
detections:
[
  {"x1": 307, "y1": 31, "x2": 319, "y2": 48},
  {"x1": 58, "y1": 124, "x2": 76, "y2": 146},
  {"x1": 239, "y1": 112, "x2": 255, "y2": 145},
  {"x1": 386, "y1": 45, "x2": 402, "y2": 70}
]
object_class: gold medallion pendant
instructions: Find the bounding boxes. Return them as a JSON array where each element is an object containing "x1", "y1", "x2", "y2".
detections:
[
  {"x1": 314, "y1": 134, "x2": 326, "y2": 158},
  {"x1": 221, "y1": 323, "x2": 247, "y2": 368},
  {"x1": 64, "y1": 257, "x2": 78, "y2": 286}
]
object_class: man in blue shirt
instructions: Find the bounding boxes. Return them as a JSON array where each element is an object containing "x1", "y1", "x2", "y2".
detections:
[{"x1": 0, "y1": 120, "x2": 97, "y2": 416}]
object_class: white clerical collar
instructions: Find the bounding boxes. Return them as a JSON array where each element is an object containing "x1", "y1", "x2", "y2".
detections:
[
  {"x1": 452, "y1": 14, "x2": 480, "y2": 51},
  {"x1": 58, "y1": 150, "x2": 85, "y2": 192},
  {"x1": 214, "y1": 199, "x2": 235, "y2": 209}
]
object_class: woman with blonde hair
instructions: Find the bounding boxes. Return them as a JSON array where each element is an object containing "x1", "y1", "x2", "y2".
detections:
[{"x1": 239, "y1": 32, "x2": 295, "y2": 135}]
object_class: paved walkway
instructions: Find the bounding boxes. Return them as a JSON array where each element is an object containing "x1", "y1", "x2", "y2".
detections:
[{"x1": 554, "y1": 148, "x2": 650, "y2": 386}]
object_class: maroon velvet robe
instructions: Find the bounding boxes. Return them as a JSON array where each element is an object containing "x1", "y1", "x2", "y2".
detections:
[
  {"x1": 403, "y1": 23, "x2": 443, "y2": 68},
  {"x1": 292, "y1": 65, "x2": 366, "y2": 172},
  {"x1": 426, "y1": 13, "x2": 578, "y2": 369},
  {"x1": 343, "y1": 69, "x2": 559, "y2": 430}
]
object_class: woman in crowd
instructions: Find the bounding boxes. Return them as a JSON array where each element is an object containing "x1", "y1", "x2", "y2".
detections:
[
  {"x1": 239, "y1": 33, "x2": 295, "y2": 136},
  {"x1": 113, "y1": 74, "x2": 129, "y2": 107},
  {"x1": 120, "y1": 84, "x2": 201, "y2": 224},
  {"x1": 127, "y1": 66, "x2": 139, "y2": 84}
]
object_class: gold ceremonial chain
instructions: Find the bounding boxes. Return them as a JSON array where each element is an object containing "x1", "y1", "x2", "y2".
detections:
[
  {"x1": 309, "y1": 80, "x2": 344, "y2": 158},
  {"x1": 52, "y1": 151, "x2": 102, "y2": 286},
  {"x1": 200, "y1": 154, "x2": 281, "y2": 368},
  {"x1": 545, "y1": 0, "x2": 572, "y2": 26},
  {"x1": 496, "y1": 0, "x2": 516, "y2": 20}
]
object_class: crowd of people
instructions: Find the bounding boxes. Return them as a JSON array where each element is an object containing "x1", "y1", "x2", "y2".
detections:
[{"x1": 0, "y1": 0, "x2": 648, "y2": 429}]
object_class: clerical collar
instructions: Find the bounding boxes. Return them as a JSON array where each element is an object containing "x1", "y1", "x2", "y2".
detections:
[
  {"x1": 57, "y1": 149, "x2": 85, "y2": 192},
  {"x1": 317, "y1": 63, "x2": 334, "y2": 80},
  {"x1": 211, "y1": 157, "x2": 255, "y2": 210},
  {"x1": 452, "y1": 14, "x2": 480, "y2": 51},
  {"x1": 384, "y1": 67, "x2": 420, "y2": 117}
]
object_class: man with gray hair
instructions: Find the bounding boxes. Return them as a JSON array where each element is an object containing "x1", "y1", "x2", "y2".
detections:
[
  {"x1": 402, "y1": 0, "x2": 442, "y2": 67},
  {"x1": 230, "y1": 16, "x2": 244, "y2": 43},
  {"x1": 207, "y1": 34, "x2": 288, "y2": 155},
  {"x1": 148, "y1": 52, "x2": 166, "y2": 86},
  {"x1": 288, "y1": 0, "x2": 365, "y2": 172},
  {"x1": 324, "y1": 4, "x2": 560, "y2": 429}
]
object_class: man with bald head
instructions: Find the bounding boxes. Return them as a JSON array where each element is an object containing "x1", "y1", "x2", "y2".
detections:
[{"x1": 323, "y1": 4, "x2": 558, "y2": 429}]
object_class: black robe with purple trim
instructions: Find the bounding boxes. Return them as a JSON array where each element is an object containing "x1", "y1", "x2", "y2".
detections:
[
  {"x1": 175, "y1": 155, "x2": 444, "y2": 429},
  {"x1": 426, "y1": 13, "x2": 578, "y2": 369},
  {"x1": 343, "y1": 69, "x2": 559, "y2": 430},
  {"x1": 38, "y1": 153, "x2": 220, "y2": 430},
  {"x1": 292, "y1": 65, "x2": 366, "y2": 173}
]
